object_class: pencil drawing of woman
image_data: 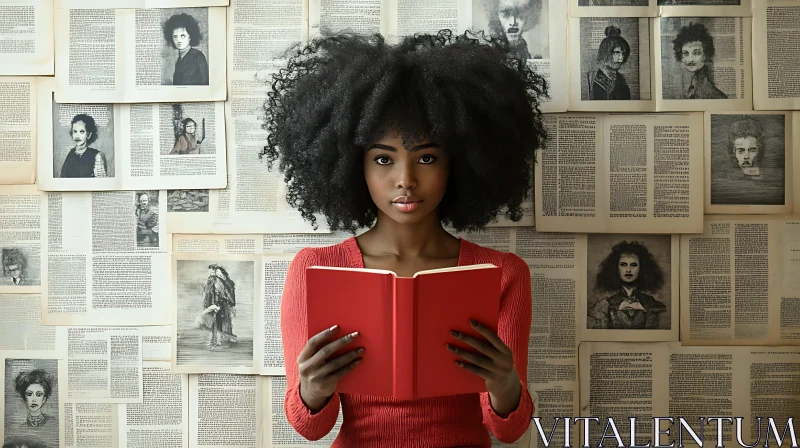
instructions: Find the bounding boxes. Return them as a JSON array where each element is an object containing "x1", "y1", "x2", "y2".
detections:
[
  {"x1": 672, "y1": 21, "x2": 726, "y2": 99},
  {"x1": 14, "y1": 369, "x2": 54, "y2": 429},
  {"x1": 60, "y1": 114, "x2": 108, "y2": 178},
  {"x1": 194, "y1": 264, "x2": 237, "y2": 349},
  {"x1": 588, "y1": 25, "x2": 631, "y2": 100},
  {"x1": 588, "y1": 241, "x2": 667, "y2": 329},
  {"x1": 162, "y1": 13, "x2": 209, "y2": 86}
]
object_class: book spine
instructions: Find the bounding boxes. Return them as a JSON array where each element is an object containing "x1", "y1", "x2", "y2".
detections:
[{"x1": 393, "y1": 277, "x2": 415, "y2": 400}]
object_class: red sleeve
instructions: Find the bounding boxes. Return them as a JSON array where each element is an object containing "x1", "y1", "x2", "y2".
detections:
[
  {"x1": 281, "y1": 248, "x2": 341, "y2": 440},
  {"x1": 480, "y1": 252, "x2": 534, "y2": 443}
]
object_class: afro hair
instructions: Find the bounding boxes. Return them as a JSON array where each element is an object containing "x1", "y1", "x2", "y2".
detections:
[
  {"x1": 672, "y1": 21, "x2": 715, "y2": 63},
  {"x1": 261, "y1": 29, "x2": 549, "y2": 233},
  {"x1": 595, "y1": 241, "x2": 664, "y2": 293},
  {"x1": 163, "y1": 13, "x2": 203, "y2": 48}
]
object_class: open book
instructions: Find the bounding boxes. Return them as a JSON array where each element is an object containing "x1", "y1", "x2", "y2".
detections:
[{"x1": 306, "y1": 264, "x2": 501, "y2": 400}]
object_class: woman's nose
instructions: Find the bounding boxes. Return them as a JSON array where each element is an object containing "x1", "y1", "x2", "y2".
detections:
[{"x1": 396, "y1": 164, "x2": 417, "y2": 189}]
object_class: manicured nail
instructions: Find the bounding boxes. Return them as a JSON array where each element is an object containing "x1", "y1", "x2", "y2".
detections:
[
  {"x1": 455, "y1": 361, "x2": 462, "y2": 366},
  {"x1": 329, "y1": 325, "x2": 338, "y2": 332},
  {"x1": 356, "y1": 347, "x2": 364, "y2": 354},
  {"x1": 354, "y1": 359, "x2": 362, "y2": 364},
  {"x1": 450, "y1": 330, "x2": 459, "y2": 337},
  {"x1": 446, "y1": 344, "x2": 456, "y2": 352},
  {"x1": 348, "y1": 331, "x2": 359, "y2": 339},
  {"x1": 470, "y1": 319, "x2": 478, "y2": 327}
]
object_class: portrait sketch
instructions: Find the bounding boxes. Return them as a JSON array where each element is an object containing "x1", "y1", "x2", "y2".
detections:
[
  {"x1": 135, "y1": 191, "x2": 160, "y2": 249},
  {"x1": 658, "y1": 0, "x2": 740, "y2": 4},
  {"x1": 710, "y1": 114, "x2": 786, "y2": 206},
  {"x1": 660, "y1": 18, "x2": 731, "y2": 100},
  {"x1": 473, "y1": 0, "x2": 550, "y2": 60},
  {"x1": 175, "y1": 260, "x2": 254, "y2": 368},
  {"x1": 586, "y1": 234, "x2": 672, "y2": 330},
  {"x1": 52, "y1": 100, "x2": 115, "y2": 179},
  {"x1": 3, "y1": 359, "x2": 59, "y2": 448},
  {"x1": 161, "y1": 103, "x2": 215, "y2": 155},
  {"x1": 579, "y1": 17, "x2": 646, "y2": 100},
  {"x1": 168, "y1": 190, "x2": 209, "y2": 212},
  {"x1": 161, "y1": 8, "x2": 210, "y2": 86},
  {"x1": 1, "y1": 247, "x2": 40, "y2": 287},
  {"x1": 579, "y1": 0, "x2": 649, "y2": 5}
]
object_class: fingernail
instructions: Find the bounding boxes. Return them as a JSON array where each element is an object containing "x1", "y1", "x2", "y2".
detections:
[
  {"x1": 356, "y1": 347, "x2": 364, "y2": 354},
  {"x1": 329, "y1": 325, "x2": 338, "y2": 332},
  {"x1": 455, "y1": 361, "x2": 462, "y2": 366},
  {"x1": 470, "y1": 319, "x2": 478, "y2": 326},
  {"x1": 349, "y1": 331, "x2": 359, "y2": 339},
  {"x1": 446, "y1": 344, "x2": 456, "y2": 352},
  {"x1": 450, "y1": 330, "x2": 459, "y2": 337},
  {"x1": 355, "y1": 358, "x2": 362, "y2": 364}
]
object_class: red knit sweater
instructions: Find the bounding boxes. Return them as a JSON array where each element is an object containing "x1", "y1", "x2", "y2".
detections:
[{"x1": 280, "y1": 236, "x2": 533, "y2": 447}]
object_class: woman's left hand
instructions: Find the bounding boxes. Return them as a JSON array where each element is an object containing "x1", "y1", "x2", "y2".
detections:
[{"x1": 447, "y1": 319, "x2": 522, "y2": 416}]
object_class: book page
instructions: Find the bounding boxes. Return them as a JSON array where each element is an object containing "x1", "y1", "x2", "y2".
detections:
[
  {"x1": 58, "y1": 0, "x2": 229, "y2": 7},
  {"x1": 0, "y1": 185, "x2": 45, "y2": 294},
  {"x1": 119, "y1": 361, "x2": 189, "y2": 448},
  {"x1": 752, "y1": 0, "x2": 800, "y2": 110},
  {"x1": 0, "y1": 294, "x2": 66, "y2": 357},
  {"x1": 0, "y1": 0, "x2": 54, "y2": 75},
  {"x1": 142, "y1": 326, "x2": 173, "y2": 362},
  {"x1": 64, "y1": 327, "x2": 143, "y2": 403},
  {"x1": 570, "y1": 0, "x2": 658, "y2": 18},
  {"x1": 705, "y1": 111, "x2": 793, "y2": 214},
  {"x1": 309, "y1": 0, "x2": 387, "y2": 37},
  {"x1": 172, "y1": 252, "x2": 263, "y2": 374},
  {"x1": 578, "y1": 234, "x2": 680, "y2": 342},
  {"x1": 387, "y1": 0, "x2": 471, "y2": 40},
  {"x1": 55, "y1": 8, "x2": 227, "y2": 103},
  {"x1": 535, "y1": 113, "x2": 703, "y2": 234},
  {"x1": 0, "y1": 77, "x2": 36, "y2": 184},
  {"x1": 189, "y1": 373, "x2": 262, "y2": 448},
  {"x1": 472, "y1": 0, "x2": 568, "y2": 113},
  {"x1": 42, "y1": 191, "x2": 171, "y2": 326},
  {"x1": 0, "y1": 354, "x2": 65, "y2": 448},
  {"x1": 60, "y1": 401, "x2": 116, "y2": 448},
  {"x1": 659, "y1": 0, "x2": 753, "y2": 17},
  {"x1": 680, "y1": 215, "x2": 800, "y2": 345},
  {"x1": 568, "y1": 17, "x2": 654, "y2": 111},
  {"x1": 654, "y1": 16, "x2": 753, "y2": 111}
]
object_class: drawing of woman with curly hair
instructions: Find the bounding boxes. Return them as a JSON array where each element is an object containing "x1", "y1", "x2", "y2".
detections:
[
  {"x1": 587, "y1": 241, "x2": 667, "y2": 330},
  {"x1": 194, "y1": 264, "x2": 237, "y2": 349},
  {"x1": 162, "y1": 13, "x2": 209, "y2": 86}
]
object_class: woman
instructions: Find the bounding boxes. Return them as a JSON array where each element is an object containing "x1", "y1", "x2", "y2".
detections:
[
  {"x1": 265, "y1": 30, "x2": 546, "y2": 446},
  {"x1": 195, "y1": 264, "x2": 237, "y2": 349},
  {"x1": 588, "y1": 241, "x2": 667, "y2": 330},
  {"x1": 588, "y1": 25, "x2": 631, "y2": 100},
  {"x1": 14, "y1": 369, "x2": 54, "y2": 428},
  {"x1": 672, "y1": 21, "x2": 727, "y2": 99},
  {"x1": 163, "y1": 13, "x2": 209, "y2": 86},
  {"x1": 60, "y1": 114, "x2": 107, "y2": 178},
  {"x1": 169, "y1": 118, "x2": 204, "y2": 155}
]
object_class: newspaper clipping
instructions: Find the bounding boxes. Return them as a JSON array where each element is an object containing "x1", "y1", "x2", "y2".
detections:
[
  {"x1": 0, "y1": 77, "x2": 36, "y2": 185},
  {"x1": 570, "y1": 0, "x2": 657, "y2": 18},
  {"x1": 752, "y1": 0, "x2": 800, "y2": 110},
  {"x1": 0, "y1": 0, "x2": 54, "y2": 75},
  {"x1": 0, "y1": 185, "x2": 45, "y2": 294}
]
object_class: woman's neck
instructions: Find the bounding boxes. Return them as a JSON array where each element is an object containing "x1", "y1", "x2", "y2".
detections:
[
  {"x1": 29, "y1": 409, "x2": 42, "y2": 417},
  {"x1": 178, "y1": 46, "x2": 191, "y2": 58},
  {"x1": 360, "y1": 210, "x2": 456, "y2": 260}
]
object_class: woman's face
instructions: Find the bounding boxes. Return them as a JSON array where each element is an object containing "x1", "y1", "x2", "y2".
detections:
[
  {"x1": 680, "y1": 41, "x2": 705, "y2": 73},
  {"x1": 605, "y1": 46, "x2": 626, "y2": 71},
  {"x1": 363, "y1": 127, "x2": 449, "y2": 226},
  {"x1": 185, "y1": 121, "x2": 196, "y2": 135},
  {"x1": 24, "y1": 384, "x2": 47, "y2": 413},
  {"x1": 617, "y1": 253, "x2": 640, "y2": 284},
  {"x1": 172, "y1": 27, "x2": 191, "y2": 50},
  {"x1": 71, "y1": 121, "x2": 90, "y2": 147},
  {"x1": 497, "y1": 0, "x2": 529, "y2": 44}
]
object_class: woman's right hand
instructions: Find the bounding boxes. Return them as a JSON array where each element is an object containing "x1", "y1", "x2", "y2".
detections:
[{"x1": 298, "y1": 325, "x2": 363, "y2": 412}]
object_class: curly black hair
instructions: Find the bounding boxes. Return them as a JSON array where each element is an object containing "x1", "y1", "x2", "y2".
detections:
[
  {"x1": 597, "y1": 25, "x2": 630, "y2": 64},
  {"x1": 163, "y1": 13, "x2": 202, "y2": 48},
  {"x1": 15, "y1": 369, "x2": 54, "y2": 402},
  {"x1": 261, "y1": 30, "x2": 548, "y2": 232},
  {"x1": 595, "y1": 241, "x2": 664, "y2": 293},
  {"x1": 70, "y1": 114, "x2": 98, "y2": 145},
  {"x1": 672, "y1": 21, "x2": 715, "y2": 63}
]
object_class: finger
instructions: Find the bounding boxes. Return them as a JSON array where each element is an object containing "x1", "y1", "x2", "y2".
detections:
[
  {"x1": 298, "y1": 325, "x2": 339, "y2": 363},
  {"x1": 317, "y1": 347, "x2": 364, "y2": 377},
  {"x1": 307, "y1": 331, "x2": 359, "y2": 367},
  {"x1": 450, "y1": 330, "x2": 501, "y2": 359},
  {"x1": 446, "y1": 344, "x2": 503, "y2": 374},
  {"x1": 326, "y1": 357, "x2": 363, "y2": 383},
  {"x1": 469, "y1": 319, "x2": 511, "y2": 354},
  {"x1": 454, "y1": 360, "x2": 493, "y2": 381}
]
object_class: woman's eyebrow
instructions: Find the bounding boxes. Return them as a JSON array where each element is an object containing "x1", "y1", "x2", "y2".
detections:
[{"x1": 367, "y1": 143, "x2": 439, "y2": 152}]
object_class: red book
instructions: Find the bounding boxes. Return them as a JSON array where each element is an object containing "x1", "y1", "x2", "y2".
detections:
[{"x1": 305, "y1": 264, "x2": 501, "y2": 400}]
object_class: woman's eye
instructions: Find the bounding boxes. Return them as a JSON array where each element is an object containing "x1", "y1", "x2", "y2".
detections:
[
  {"x1": 374, "y1": 156, "x2": 391, "y2": 165},
  {"x1": 419, "y1": 155, "x2": 436, "y2": 164}
]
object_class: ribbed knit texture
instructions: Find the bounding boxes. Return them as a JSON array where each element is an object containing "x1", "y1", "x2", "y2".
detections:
[{"x1": 281, "y1": 236, "x2": 533, "y2": 447}]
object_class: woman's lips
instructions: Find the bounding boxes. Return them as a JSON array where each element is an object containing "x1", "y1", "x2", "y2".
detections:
[{"x1": 392, "y1": 201, "x2": 421, "y2": 212}]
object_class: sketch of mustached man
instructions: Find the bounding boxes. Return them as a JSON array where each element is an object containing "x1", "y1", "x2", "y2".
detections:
[
  {"x1": 588, "y1": 25, "x2": 631, "y2": 100},
  {"x1": 482, "y1": 0, "x2": 546, "y2": 59},
  {"x1": 2, "y1": 248, "x2": 27, "y2": 286},
  {"x1": 728, "y1": 118, "x2": 764, "y2": 178}
]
